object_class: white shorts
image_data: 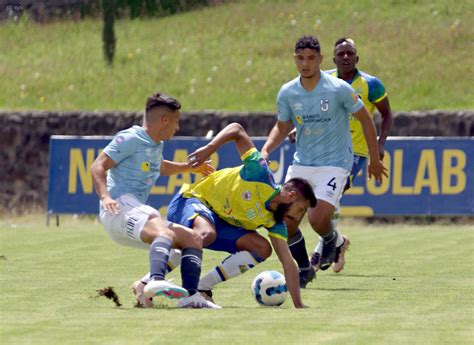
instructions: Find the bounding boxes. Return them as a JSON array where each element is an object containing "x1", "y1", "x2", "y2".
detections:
[
  {"x1": 285, "y1": 165, "x2": 350, "y2": 206},
  {"x1": 99, "y1": 193, "x2": 161, "y2": 250}
]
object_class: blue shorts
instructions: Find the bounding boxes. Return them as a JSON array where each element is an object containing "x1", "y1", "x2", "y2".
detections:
[
  {"x1": 345, "y1": 155, "x2": 367, "y2": 190},
  {"x1": 167, "y1": 193, "x2": 250, "y2": 254}
]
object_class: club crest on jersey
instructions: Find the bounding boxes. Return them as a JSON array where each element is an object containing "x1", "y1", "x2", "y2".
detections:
[
  {"x1": 242, "y1": 190, "x2": 252, "y2": 201},
  {"x1": 141, "y1": 161, "x2": 150, "y2": 172},
  {"x1": 320, "y1": 99, "x2": 329, "y2": 112},
  {"x1": 295, "y1": 115, "x2": 303, "y2": 125}
]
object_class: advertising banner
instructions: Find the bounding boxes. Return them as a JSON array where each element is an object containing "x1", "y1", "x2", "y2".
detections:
[{"x1": 48, "y1": 136, "x2": 474, "y2": 217}]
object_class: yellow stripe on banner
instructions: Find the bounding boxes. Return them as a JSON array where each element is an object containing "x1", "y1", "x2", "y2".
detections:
[{"x1": 340, "y1": 206, "x2": 374, "y2": 217}]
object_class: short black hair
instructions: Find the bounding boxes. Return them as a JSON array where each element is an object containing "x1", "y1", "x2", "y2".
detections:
[
  {"x1": 295, "y1": 36, "x2": 321, "y2": 53},
  {"x1": 146, "y1": 92, "x2": 181, "y2": 114},
  {"x1": 334, "y1": 37, "x2": 356, "y2": 48},
  {"x1": 284, "y1": 178, "x2": 317, "y2": 208}
]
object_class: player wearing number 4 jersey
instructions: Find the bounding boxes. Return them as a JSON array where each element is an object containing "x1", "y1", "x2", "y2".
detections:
[
  {"x1": 308, "y1": 37, "x2": 393, "y2": 272},
  {"x1": 261, "y1": 36, "x2": 388, "y2": 287}
]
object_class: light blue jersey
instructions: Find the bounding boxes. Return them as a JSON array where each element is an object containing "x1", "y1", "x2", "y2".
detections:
[
  {"x1": 277, "y1": 71, "x2": 364, "y2": 170},
  {"x1": 103, "y1": 125, "x2": 164, "y2": 203}
]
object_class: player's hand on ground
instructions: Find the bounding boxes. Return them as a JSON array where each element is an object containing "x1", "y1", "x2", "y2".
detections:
[
  {"x1": 188, "y1": 145, "x2": 213, "y2": 168},
  {"x1": 368, "y1": 160, "x2": 389, "y2": 183},
  {"x1": 101, "y1": 196, "x2": 119, "y2": 215},
  {"x1": 190, "y1": 160, "x2": 215, "y2": 176},
  {"x1": 294, "y1": 302, "x2": 309, "y2": 309},
  {"x1": 288, "y1": 128, "x2": 297, "y2": 143}
]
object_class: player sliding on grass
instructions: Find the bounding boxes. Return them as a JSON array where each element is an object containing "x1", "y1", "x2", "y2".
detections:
[
  {"x1": 90, "y1": 92, "x2": 220, "y2": 309},
  {"x1": 139, "y1": 123, "x2": 316, "y2": 308}
]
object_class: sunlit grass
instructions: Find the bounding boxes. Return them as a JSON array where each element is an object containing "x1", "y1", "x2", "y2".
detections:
[
  {"x1": 1, "y1": 214, "x2": 473, "y2": 344},
  {"x1": 1, "y1": 0, "x2": 472, "y2": 112}
]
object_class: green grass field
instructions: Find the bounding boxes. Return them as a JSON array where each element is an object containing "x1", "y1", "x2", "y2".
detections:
[
  {"x1": 1, "y1": 0, "x2": 473, "y2": 112},
  {"x1": 1, "y1": 215, "x2": 472, "y2": 345}
]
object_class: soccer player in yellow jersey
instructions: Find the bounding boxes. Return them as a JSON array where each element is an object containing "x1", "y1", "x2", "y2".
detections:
[{"x1": 168, "y1": 123, "x2": 317, "y2": 308}]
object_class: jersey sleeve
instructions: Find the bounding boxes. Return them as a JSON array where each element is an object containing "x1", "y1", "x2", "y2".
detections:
[
  {"x1": 103, "y1": 132, "x2": 137, "y2": 164},
  {"x1": 266, "y1": 222, "x2": 288, "y2": 241},
  {"x1": 367, "y1": 76, "x2": 387, "y2": 103},
  {"x1": 276, "y1": 87, "x2": 292, "y2": 122},
  {"x1": 240, "y1": 148, "x2": 278, "y2": 187},
  {"x1": 339, "y1": 81, "x2": 364, "y2": 114}
]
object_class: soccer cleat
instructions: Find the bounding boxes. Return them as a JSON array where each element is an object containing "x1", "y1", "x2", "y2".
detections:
[
  {"x1": 131, "y1": 280, "x2": 154, "y2": 308},
  {"x1": 177, "y1": 292, "x2": 222, "y2": 309},
  {"x1": 299, "y1": 267, "x2": 316, "y2": 288},
  {"x1": 332, "y1": 235, "x2": 351, "y2": 273},
  {"x1": 319, "y1": 232, "x2": 339, "y2": 271},
  {"x1": 198, "y1": 289, "x2": 215, "y2": 303},
  {"x1": 310, "y1": 251, "x2": 321, "y2": 271},
  {"x1": 143, "y1": 279, "x2": 189, "y2": 300}
]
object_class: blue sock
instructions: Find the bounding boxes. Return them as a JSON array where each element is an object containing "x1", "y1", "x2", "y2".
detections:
[
  {"x1": 180, "y1": 247, "x2": 202, "y2": 296},
  {"x1": 149, "y1": 236, "x2": 172, "y2": 281}
]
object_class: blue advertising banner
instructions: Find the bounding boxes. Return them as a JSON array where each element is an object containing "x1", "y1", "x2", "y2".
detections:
[{"x1": 47, "y1": 136, "x2": 474, "y2": 217}]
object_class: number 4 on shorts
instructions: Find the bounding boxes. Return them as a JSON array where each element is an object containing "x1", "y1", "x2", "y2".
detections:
[{"x1": 327, "y1": 177, "x2": 337, "y2": 191}]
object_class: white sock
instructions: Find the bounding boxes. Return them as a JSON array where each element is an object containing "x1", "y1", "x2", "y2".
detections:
[
  {"x1": 167, "y1": 249, "x2": 182, "y2": 272},
  {"x1": 140, "y1": 272, "x2": 151, "y2": 284},
  {"x1": 198, "y1": 251, "x2": 261, "y2": 291}
]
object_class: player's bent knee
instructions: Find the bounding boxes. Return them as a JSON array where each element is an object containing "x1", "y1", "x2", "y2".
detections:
[
  {"x1": 252, "y1": 239, "x2": 272, "y2": 259},
  {"x1": 197, "y1": 228, "x2": 216, "y2": 247},
  {"x1": 141, "y1": 218, "x2": 175, "y2": 244}
]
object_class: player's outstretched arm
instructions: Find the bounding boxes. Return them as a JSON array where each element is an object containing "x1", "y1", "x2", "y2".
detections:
[
  {"x1": 270, "y1": 236, "x2": 307, "y2": 309},
  {"x1": 160, "y1": 160, "x2": 215, "y2": 176},
  {"x1": 352, "y1": 106, "x2": 388, "y2": 183},
  {"x1": 188, "y1": 123, "x2": 254, "y2": 168},
  {"x1": 261, "y1": 120, "x2": 292, "y2": 160},
  {"x1": 90, "y1": 151, "x2": 119, "y2": 215}
]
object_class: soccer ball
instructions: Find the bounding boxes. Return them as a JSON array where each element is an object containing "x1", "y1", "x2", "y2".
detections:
[{"x1": 251, "y1": 270, "x2": 288, "y2": 306}]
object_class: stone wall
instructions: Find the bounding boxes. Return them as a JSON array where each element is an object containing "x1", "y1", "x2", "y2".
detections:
[{"x1": 1, "y1": 110, "x2": 473, "y2": 214}]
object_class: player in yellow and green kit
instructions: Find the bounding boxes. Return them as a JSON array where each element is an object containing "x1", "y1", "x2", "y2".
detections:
[{"x1": 167, "y1": 123, "x2": 317, "y2": 308}]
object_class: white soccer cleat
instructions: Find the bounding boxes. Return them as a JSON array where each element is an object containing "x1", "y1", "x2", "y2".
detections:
[
  {"x1": 144, "y1": 279, "x2": 189, "y2": 300},
  {"x1": 131, "y1": 280, "x2": 154, "y2": 308},
  {"x1": 177, "y1": 292, "x2": 222, "y2": 309}
]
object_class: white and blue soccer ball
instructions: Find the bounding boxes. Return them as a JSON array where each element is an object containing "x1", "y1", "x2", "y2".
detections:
[{"x1": 251, "y1": 270, "x2": 288, "y2": 306}]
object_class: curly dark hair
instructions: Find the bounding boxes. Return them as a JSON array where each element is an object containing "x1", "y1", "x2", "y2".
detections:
[
  {"x1": 295, "y1": 36, "x2": 321, "y2": 53},
  {"x1": 284, "y1": 178, "x2": 317, "y2": 208}
]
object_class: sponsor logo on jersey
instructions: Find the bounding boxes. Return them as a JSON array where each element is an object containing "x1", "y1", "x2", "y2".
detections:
[
  {"x1": 295, "y1": 115, "x2": 303, "y2": 125},
  {"x1": 293, "y1": 103, "x2": 303, "y2": 111},
  {"x1": 141, "y1": 161, "x2": 150, "y2": 172},
  {"x1": 245, "y1": 208, "x2": 257, "y2": 220}
]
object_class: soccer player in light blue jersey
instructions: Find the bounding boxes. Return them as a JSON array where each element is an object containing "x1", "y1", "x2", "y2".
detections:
[
  {"x1": 90, "y1": 92, "x2": 220, "y2": 309},
  {"x1": 308, "y1": 38, "x2": 393, "y2": 273},
  {"x1": 262, "y1": 36, "x2": 388, "y2": 287}
]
